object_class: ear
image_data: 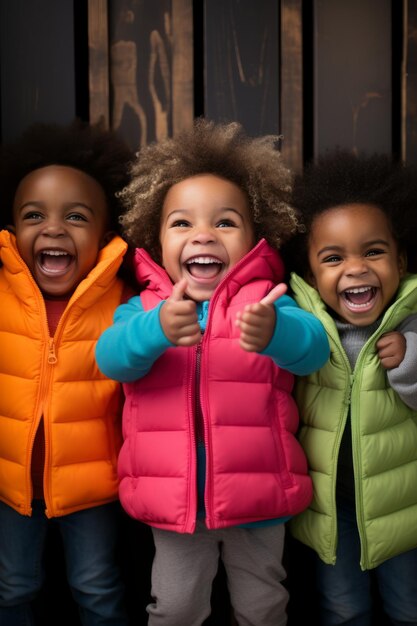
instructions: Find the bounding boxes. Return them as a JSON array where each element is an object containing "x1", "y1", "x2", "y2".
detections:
[
  {"x1": 100, "y1": 230, "x2": 116, "y2": 248},
  {"x1": 398, "y1": 250, "x2": 407, "y2": 277},
  {"x1": 305, "y1": 267, "x2": 317, "y2": 288}
]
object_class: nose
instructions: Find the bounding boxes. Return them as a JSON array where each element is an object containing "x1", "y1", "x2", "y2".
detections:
[
  {"x1": 42, "y1": 218, "x2": 66, "y2": 237},
  {"x1": 345, "y1": 257, "x2": 369, "y2": 276},
  {"x1": 192, "y1": 225, "x2": 216, "y2": 244}
]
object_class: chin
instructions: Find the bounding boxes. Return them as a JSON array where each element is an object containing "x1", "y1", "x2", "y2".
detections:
[{"x1": 189, "y1": 289, "x2": 214, "y2": 302}]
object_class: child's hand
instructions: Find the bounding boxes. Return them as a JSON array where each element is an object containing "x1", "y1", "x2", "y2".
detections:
[
  {"x1": 376, "y1": 331, "x2": 406, "y2": 369},
  {"x1": 160, "y1": 279, "x2": 201, "y2": 346},
  {"x1": 236, "y1": 283, "x2": 288, "y2": 352}
]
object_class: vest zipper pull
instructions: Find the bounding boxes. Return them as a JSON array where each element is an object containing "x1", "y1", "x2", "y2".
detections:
[{"x1": 48, "y1": 339, "x2": 57, "y2": 364}]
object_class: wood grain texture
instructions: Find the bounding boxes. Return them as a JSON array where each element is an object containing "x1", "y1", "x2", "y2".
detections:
[
  {"x1": 280, "y1": 0, "x2": 303, "y2": 171},
  {"x1": 88, "y1": 0, "x2": 110, "y2": 127},
  {"x1": 171, "y1": 0, "x2": 194, "y2": 135},
  {"x1": 106, "y1": 0, "x2": 193, "y2": 150},
  {"x1": 402, "y1": 0, "x2": 417, "y2": 163},
  {"x1": 314, "y1": 0, "x2": 391, "y2": 156},
  {"x1": 204, "y1": 0, "x2": 280, "y2": 138}
]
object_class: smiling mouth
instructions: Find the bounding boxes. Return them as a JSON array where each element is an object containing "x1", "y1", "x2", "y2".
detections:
[
  {"x1": 38, "y1": 250, "x2": 73, "y2": 274},
  {"x1": 342, "y1": 286, "x2": 377, "y2": 310},
  {"x1": 185, "y1": 256, "x2": 224, "y2": 280}
]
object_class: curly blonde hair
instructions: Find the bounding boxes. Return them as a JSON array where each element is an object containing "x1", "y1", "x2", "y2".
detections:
[{"x1": 119, "y1": 118, "x2": 299, "y2": 263}]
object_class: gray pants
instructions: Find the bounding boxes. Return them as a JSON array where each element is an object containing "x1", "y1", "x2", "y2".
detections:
[{"x1": 147, "y1": 521, "x2": 288, "y2": 626}]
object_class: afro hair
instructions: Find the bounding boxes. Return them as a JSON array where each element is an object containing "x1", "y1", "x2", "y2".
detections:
[
  {"x1": 118, "y1": 118, "x2": 298, "y2": 263},
  {"x1": 0, "y1": 119, "x2": 134, "y2": 231},
  {"x1": 282, "y1": 149, "x2": 417, "y2": 276}
]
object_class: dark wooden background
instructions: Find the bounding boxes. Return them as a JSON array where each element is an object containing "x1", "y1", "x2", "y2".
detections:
[
  {"x1": 0, "y1": 1, "x2": 410, "y2": 624},
  {"x1": 1, "y1": 0, "x2": 416, "y2": 170}
]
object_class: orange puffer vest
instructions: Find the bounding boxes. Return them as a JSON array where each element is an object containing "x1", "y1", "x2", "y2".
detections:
[{"x1": 0, "y1": 230, "x2": 127, "y2": 517}]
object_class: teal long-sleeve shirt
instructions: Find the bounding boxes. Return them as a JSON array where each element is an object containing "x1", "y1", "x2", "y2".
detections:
[{"x1": 95, "y1": 293, "x2": 329, "y2": 383}]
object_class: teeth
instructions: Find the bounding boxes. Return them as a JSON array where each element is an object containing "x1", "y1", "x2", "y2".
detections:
[
  {"x1": 345, "y1": 286, "x2": 372, "y2": 294},
  {"x1": 345, "y1": 301, "x2": 372, "y2": 309},
  {"x1": 187, "y1": 256, "x2": 222, "y2": 264},
  {"x1": 42, "y1": 250, "x2": 68, "y2": 256}
]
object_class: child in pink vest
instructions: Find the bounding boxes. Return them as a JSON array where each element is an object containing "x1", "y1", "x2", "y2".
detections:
[{"x1": 96, "y1": 119, "x2": 330, "y2": 625}]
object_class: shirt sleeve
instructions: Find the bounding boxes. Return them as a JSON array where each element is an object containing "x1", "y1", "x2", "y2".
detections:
[
  {"x1": 387, "y1": 313, "x2": 417, "y2": 409},
  {"x1": 261, "y1": 294, "x2": 330, "y2": 376},
  {"x1": 95, "y1": 295, "x2": 172, "y2": 382}
]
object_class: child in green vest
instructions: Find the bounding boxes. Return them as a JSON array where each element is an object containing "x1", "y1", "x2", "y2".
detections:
[{"x1": 283, "y1": 149, "x2": 417, "y2": 625}]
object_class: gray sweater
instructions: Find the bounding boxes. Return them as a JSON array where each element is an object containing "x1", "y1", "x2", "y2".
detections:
[{"x1": 336, "y1": 312, "x2": 417, "y2": 502}]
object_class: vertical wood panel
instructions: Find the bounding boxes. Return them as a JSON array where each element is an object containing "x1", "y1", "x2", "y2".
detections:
[
  {"x1": 0, "y1": 0, "x2": 76, "y2": 142},
  {"x1": 88, "y1": 0, "x2": 110, "y2": 127},
  {"x1": 280, "y1": 0, "x2": 303, "y2": 171},
  {"x1": 314, "y1": 0, "x2": 391, "y2": 156},
  {"x1": 402, "y1": 0, "x2": 417, "y2": 163},
  {"x1": 107, "y1": 0, "x2": 193, "y2": 150},
  {"x1": 171, "y1": 0, "x2": 194, "y2": 135},
  {"x1": 204, "y1": 0, "x2": 280, "y2": 137}
]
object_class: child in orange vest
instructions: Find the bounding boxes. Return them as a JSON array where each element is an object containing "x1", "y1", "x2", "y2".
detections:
[{"x1": 0, "y1": 120, "x2": 133, "y2": 625}]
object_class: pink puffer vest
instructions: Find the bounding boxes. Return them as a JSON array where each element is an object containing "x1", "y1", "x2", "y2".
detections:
[{"x1": 118, "y1": 240, "x2": 312, "y2": 533}]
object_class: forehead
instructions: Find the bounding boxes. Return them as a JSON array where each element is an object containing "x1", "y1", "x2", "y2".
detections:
[
  {"x1": 310, "y1": 203, "x2": 393, "y2": 239},
  {"x1": 14, "y1": 165, "x2": 107, "y2": 205},
  {"x1": 162, "y1": 174, "x2": 250, "y2": 211}
]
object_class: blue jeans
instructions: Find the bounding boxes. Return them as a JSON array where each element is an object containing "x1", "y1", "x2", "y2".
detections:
[
  {"x1": 0, "y1": 500, "x2": 129, "y2": 626},
  {"x1": 315, "y1": 498, "x2": 417, "y2": 625}
]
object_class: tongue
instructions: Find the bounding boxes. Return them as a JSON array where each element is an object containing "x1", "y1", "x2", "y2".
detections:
[
  {"x1": 41, "y1": 254, "x2": 71, "y2": 272},
  {"x1": 346, "y1": 289, "x2": 373, "y2": 305},
  {"x1": 188, "y1": 263, "x2": 221, "y2": 279}
]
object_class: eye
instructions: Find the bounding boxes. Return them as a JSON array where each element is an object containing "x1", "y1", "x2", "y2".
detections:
[
  {"x1": 322, "y1": 254, "x2": 342, "y2": 264},
  {"x1": 67, "y1": 213, "x2": 88, "y2": 222},
  {"x1": 217, "y1": 219, "x2": 236, "y2": 228},
  {"x1": 22, "y1": 211, "x2": 43, "y2": 221},
  {"x1": 366, "y1": 248, "x2": 385, "y2": 257},
  {"x1": 171, "y1": 219, "x2": 190, "y2": 228}
]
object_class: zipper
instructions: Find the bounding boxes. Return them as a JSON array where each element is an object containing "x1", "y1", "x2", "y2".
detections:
[
  {"x1": 12, "y1": 259, "x2": 53, "y2": 514},
  {"x1": 184, "y1": 344, "x2": 198, "y2": 532},
  {"x1": 48, "y1": 339, "x2": 57, "y2": 364},
  {"x1": 43, "y1": 251, "x2": 124, "y2": 516},
  {"x1": 195, "y1": 341, "x2": 204, "y2": 444},
  {"x1": 8, "y1": 237, "x2": 124, "y2": 517}
]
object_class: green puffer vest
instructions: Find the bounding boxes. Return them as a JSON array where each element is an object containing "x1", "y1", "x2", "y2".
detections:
[{"x1": 289, "y1": 272, "x2": 417, "y2": 570}]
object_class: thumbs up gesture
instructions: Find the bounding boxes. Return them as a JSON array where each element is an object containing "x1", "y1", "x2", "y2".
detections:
[
  {"x1": 236, "y1": 283, "x2": 287, "y2": 352},
  {"x1": 160, "y1": 279, "x2": 201, "y2": 346}
]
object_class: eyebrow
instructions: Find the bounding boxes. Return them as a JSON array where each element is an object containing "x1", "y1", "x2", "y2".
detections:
[
  {"x1": 316, "y1": 239, "x2": 391, "y2": 257},
  {"x1": 17, "y1": 201, "x2": 95, "y2": 214},
  {"x1": 165, "y1": 207, "x2": 245, "y2": 219}
]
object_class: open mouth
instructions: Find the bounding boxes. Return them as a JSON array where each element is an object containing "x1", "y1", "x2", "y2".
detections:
[
  {"x1": 342, "y1": 286, "x2": 377, "y2": 310},
  {"x1": 185, "y1": 256, "x2": 224, "y2": 280},
  {"x1": 37, "y1": 250, "x2": 73, "y2": 274}
]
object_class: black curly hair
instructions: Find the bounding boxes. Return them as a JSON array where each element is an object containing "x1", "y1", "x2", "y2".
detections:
[
  {"x1": 118, "y1": 117, "x2": 298, "y2": 263},
  {"x1": 0, "y1": 119, "x2": 134, "y2": 231},
  {"x1": 282, "y1": 149, "x2": 417, "y2": 276}
]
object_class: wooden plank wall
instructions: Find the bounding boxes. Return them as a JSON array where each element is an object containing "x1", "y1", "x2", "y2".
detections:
[
  {"x1": 2, "y1": 0, "x2": 416, "y2": 167},
  {"x1": 87, "y1": 0, "x2": 303, "y2": 170},
  {"x1": 88, "y1": 0, "x2": 194, "y2": 151},
  {"x1": 0, "y1": 0, "x2": 77, "y2": 143},
  {"x1": 203, "y1": 1, "x2": 280, "y2": 136},
  {"x1": 313, "y1": 0, "x2": 392, "y2": 157},
  {"x1": 87, "y1": 1, "x2": 416, "y2": 168},
  {"x1": 403, "y1": 0, "x2": 417, "y2": 163}
]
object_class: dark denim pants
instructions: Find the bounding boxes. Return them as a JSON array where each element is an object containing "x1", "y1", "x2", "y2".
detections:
[
  {"x1": 0, "y1": 500, "x2": 128, "y2": 626},
  {"x1": 315, "y1": 498, "x2": 417, "y2": 625}
]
